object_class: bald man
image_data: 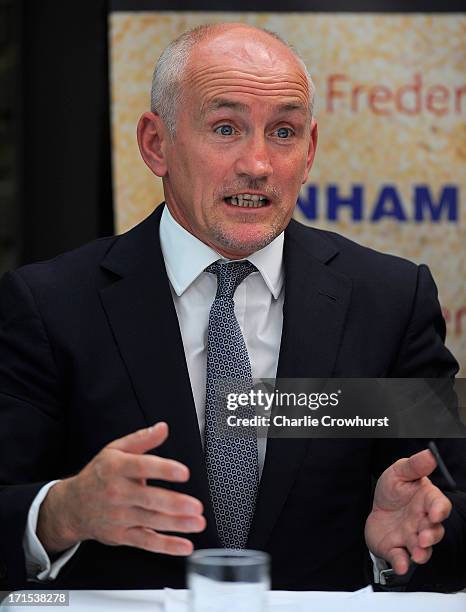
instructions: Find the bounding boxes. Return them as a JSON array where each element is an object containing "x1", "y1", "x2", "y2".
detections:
[{"x1": 0, "y1": 24, "x2": 465, "y2": 592}]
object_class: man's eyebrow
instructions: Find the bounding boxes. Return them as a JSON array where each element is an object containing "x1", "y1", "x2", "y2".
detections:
[
  {"x1": 276, "y1": 102, "x2": 308, "y2": 116},
  {"x1": 202, "y1": 98, "x2": 249, "y2": 116}
]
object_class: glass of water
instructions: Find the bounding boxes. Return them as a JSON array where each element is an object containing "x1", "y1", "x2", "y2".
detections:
[{"x1": 188, "y1": 549, "x2": 270, "y2": 612}]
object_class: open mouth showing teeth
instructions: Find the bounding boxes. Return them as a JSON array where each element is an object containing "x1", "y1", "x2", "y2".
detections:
[{"x1": 224, "y1": 194, "x2": 269, "y2": 208}]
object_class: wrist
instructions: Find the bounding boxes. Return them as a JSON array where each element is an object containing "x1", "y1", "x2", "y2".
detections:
[{"x1": 36, "y1": 478, "x2": 82, "y2": 554}]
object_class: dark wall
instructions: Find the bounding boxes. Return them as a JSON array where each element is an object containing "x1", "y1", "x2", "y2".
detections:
[
  {"x1": 20, "y1": 0, "x2": 113, "y2": 265},
  {"x1": 0, "y1": 0, "x2": 21, "y2": 275},
  {"x1": 113, "y1": 0, "x2": 465, "y2": 9}
]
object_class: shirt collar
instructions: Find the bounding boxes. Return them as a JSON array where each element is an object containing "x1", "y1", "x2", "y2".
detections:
[{"x1": 159, "y1": 205, "x2": 284, "y2": 299}]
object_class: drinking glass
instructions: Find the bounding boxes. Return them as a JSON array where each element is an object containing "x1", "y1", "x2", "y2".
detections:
[{"x1": 188, "y1": 548, "x2": 270, "y2": 612}]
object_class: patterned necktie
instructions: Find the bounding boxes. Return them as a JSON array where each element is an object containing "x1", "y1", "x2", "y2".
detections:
[{"x1": 204, "y1": 260, "x2": 259, "y2": 549}]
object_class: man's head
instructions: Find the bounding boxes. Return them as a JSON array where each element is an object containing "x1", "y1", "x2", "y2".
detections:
[{"x1": 138, "y1": 23, "x2": 318, "y2": 259}]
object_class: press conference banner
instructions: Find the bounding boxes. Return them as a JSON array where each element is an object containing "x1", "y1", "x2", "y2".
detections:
[{"x1": 109, "y1": 9, "x2": 466, "y2": 372}]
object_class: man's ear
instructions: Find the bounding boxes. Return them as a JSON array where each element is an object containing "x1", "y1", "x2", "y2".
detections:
[
  {"x1": 137, "y1": 112, "x2": 169, "y2": 177},
  {"x1": 302, "y1": 118, "x2": 318, "y2": 184}
]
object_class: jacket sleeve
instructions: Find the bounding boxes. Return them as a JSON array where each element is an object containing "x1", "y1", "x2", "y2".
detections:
[
  {"x1": 373, "y1": 264, "x2": 466, "y2": 592},
  {"x1": 0, "y1": 270, "x2": 66, "y2": 590}
]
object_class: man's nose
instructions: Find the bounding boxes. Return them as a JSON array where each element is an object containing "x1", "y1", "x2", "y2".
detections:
[{"x1": 233, "y1": 135, "x2": 273, "y2": 179}]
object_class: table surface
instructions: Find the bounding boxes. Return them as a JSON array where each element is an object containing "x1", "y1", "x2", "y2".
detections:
[{"x1": 1, "y1": 587, "x2": 466, "y2": 612}]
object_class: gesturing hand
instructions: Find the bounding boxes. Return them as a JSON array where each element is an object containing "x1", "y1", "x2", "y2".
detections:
[
  {"x1": 365, "y1": 449, "x2": 452, "y2": 575},
  {"x1": 37, "y1": 422, "x2": 205, "y2": 556}
]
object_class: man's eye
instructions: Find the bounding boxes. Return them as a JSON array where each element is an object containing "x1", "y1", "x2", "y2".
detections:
[
  {"x1": 274, "y1": 127, "x2": 293, "y2": 138},
  {"x1": 215, "y1": 125, "x2": 235, "y2": 136}
]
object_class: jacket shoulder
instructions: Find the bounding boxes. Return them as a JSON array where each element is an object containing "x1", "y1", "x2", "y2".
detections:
[
  {"x1": 288, "y1": 219, "x2": 419, "y2": 281},
  {"x1": 10, "y1": 235, "x2": 118, "y2": 292}
]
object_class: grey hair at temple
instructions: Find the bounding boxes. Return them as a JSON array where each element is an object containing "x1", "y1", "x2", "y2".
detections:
[{"x1": 150, "y1": 23, "x2": 316, "y2": 138}]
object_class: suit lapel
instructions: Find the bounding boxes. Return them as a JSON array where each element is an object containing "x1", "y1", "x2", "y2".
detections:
[
  {"x1": 248, "y1": 220, "x2": 353, "y2": 550},
  {"x1": 99, "y1": 206, "x2": 219, "y2": 548}
]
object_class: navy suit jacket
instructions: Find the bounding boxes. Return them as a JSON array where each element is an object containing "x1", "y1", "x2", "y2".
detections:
[{"x1": 0, "y1": 205, "x2": 465, "y2": 591}]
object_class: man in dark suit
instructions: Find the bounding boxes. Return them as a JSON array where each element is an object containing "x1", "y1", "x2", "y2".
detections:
[{"x1": 0, "y1": 23, "x2": 465, "y2": 592}]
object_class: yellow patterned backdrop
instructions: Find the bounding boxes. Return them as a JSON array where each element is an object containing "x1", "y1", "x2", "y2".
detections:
[{"x1": 109, "y1": 12, "x2": 465, "y2": 372}]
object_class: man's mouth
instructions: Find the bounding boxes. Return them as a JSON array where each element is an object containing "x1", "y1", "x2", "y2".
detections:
[{"x1": 224, "y1": 193, "x2": 269, "y2": 208}]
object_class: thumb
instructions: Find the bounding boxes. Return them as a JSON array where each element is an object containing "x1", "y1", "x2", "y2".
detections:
[
  {"x1": 107, "y1": 422, "x2": 169, "y2": 454},
  {"x1": 393, "y1": 449, "x2": 437, "y2": 482}
]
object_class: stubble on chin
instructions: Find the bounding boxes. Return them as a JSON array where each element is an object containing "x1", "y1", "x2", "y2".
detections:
[{"x1": 208, "y1": 218, "x2": 284, "y2": 257}]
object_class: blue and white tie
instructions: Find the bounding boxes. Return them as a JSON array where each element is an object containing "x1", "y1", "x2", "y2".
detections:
[{"x1": 204, "y1": 260, "x2": 259, "y2": 549}]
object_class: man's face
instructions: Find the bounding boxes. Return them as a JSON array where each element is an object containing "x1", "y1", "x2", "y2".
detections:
[{"x1": 143, "y1": 28, "x2": 317, "y2": 258}]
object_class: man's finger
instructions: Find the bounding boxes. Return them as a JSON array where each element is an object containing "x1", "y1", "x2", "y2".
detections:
[
  {"x1": 418, "y1": 524, "x2": 445, "y2": 548},
  {"x1": 410, "y1": 545, "x2": 433, "y2": 565},
  {"x1": 393, "y1": 449, "x2": 437, "y2": 482},
  {"x1": 385, "y1": 547, "x2": 411, "y2": 575},
  {"x1": 121, "y1": 454, "x2": 190, "y2": 482},
  {"x1": 406, "y1": 527, "x2": 439, "y2": 557},
  {"x1": 108, "y1": 422, "x2": 169, "y2": 455},
  {"x1": 131, "y1": 507, "x2": 206, "y2": 534},
  {"x1": 427, "y1": 490, "x2": 452, "y2": 523},
  {"x1": 123, "y1": 526, "x2": 194, "y2": 556},
  {"x1": 128, "y1": 483, "x2": 204, "y2": 516}
]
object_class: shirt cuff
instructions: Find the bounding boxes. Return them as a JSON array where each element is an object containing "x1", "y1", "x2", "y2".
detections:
[
  {"x1": 23, "y1": 480, "x2": 81, "y2": 581},
  {"x1": 369, "y1": 551, "x2": 390, "y2": 583}
]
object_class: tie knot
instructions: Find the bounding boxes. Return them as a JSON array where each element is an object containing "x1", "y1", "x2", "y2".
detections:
[{"x1": 206, "y1": 260, "x2": 257, "y2": 299}]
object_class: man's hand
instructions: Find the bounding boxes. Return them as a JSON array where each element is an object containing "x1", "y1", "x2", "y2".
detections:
[
  {"x1": 37, "y1": 422, "x2": 205, "y2": 556},
  {"x1": 365, "y1": 449, "x2": 452, "y2": 576}
]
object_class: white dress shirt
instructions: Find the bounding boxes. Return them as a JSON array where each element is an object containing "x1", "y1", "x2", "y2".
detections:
[
  {"x1": 23, "y1": 205, "x2": 285, "y2": 580},
  {"x1": 160, "y1": 205, "x2": 285, "y2": 459}
]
